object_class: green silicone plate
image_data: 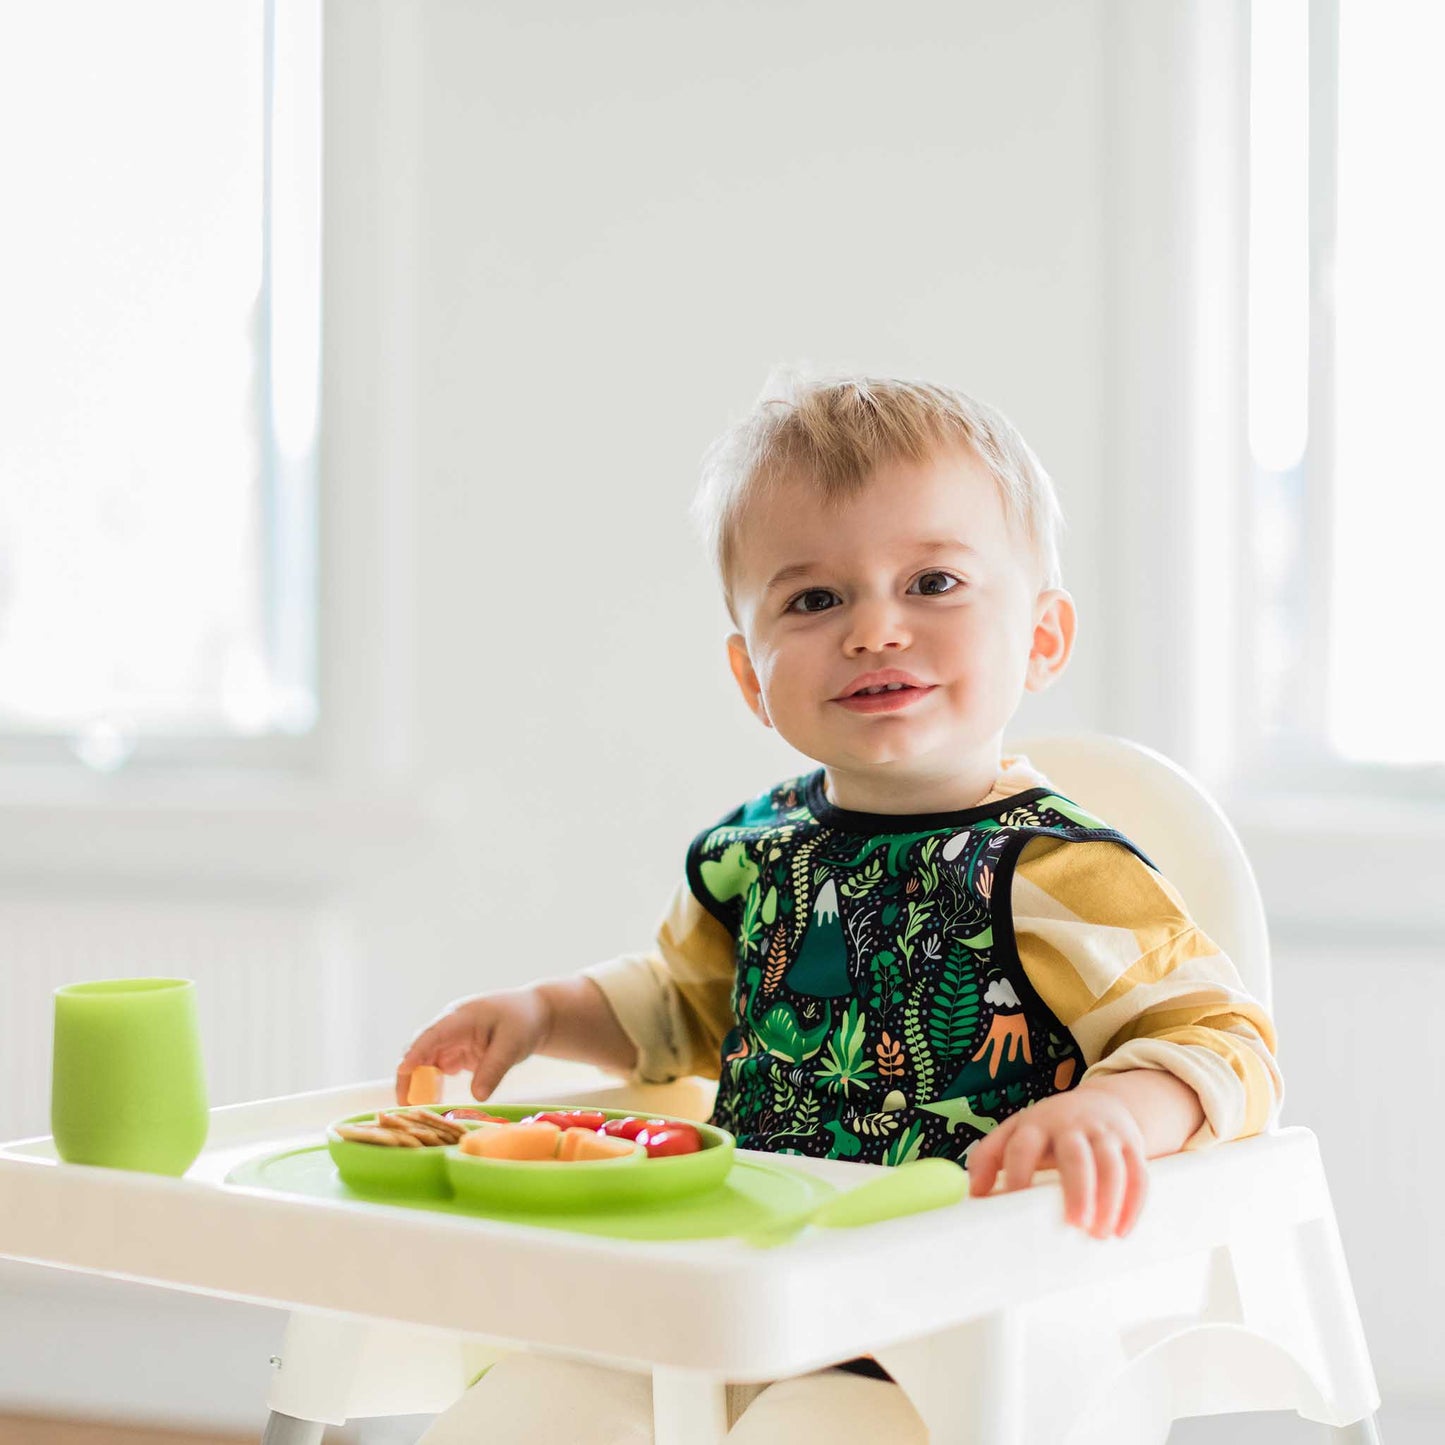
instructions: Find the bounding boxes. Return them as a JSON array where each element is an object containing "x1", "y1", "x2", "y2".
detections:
[
  {"x1": 328, "y1": 1102, "x2": 735, "y2": 1212},
  {"x1": 326, "y1": 1105, "x2": 480, "y2": 1199},
  {"x1": 227, "y1": 1143, "x2": 835, "y2": 1242},
  {"x1": 443, "y1": 1104, "x2": 735, "y2": 1212}
]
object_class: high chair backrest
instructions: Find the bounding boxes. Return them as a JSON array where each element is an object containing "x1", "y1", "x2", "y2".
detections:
[{"x1": 1009, "y1": 733, "x2": 1273, "y2": 1012}]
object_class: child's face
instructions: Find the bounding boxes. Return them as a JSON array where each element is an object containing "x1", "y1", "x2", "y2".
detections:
[{"x1": 725, "y1": 445, "x2": 1074, "y2": 796}]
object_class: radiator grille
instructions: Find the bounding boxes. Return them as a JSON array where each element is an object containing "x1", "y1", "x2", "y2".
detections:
[{"x1": 0, "y1": 896, "x2": 351, "y2": 1142}]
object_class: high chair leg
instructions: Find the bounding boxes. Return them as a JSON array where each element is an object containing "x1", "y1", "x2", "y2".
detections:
[
  {"x1": 260, "y1": 1412, "x2": 325, "y2": 1445},
  {"x1": 651, "y1": 1366, "x2": 729, "y2": 1445}
]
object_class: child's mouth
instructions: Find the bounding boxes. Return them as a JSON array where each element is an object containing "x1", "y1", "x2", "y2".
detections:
[{"x1": 834, "y1": 684, "x2": 934, "y2": 714}]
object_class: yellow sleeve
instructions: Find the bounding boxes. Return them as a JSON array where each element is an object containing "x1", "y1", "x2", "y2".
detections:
[
  {"x1": 580, "y1": 880, "x2": 737, "y2": 1084},
  {"x1": 1012, "y1": 837, "x2": 1284, "y2": 1149}
]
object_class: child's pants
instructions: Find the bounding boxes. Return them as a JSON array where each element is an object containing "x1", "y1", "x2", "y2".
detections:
[{"x1": 415, "y1": 1353, "x2": 929, "y2": 1444}]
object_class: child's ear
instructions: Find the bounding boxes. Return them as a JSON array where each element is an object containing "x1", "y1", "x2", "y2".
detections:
[
  {"x1": 1025, "y1": 590, "x2": 1076, "y2": 693},
  {"x1": 726, "y1": 633, "x2": 771, "y2": 728}
]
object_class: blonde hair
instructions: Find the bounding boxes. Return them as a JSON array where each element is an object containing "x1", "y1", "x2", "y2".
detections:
[{"x1": 693, "y1": 368, "x2": 1064, "y2": 619}]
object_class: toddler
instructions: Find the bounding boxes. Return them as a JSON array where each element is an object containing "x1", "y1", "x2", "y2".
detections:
[{"x1": 400, "y1": 372, "x2": 1283, "y2": 1444}]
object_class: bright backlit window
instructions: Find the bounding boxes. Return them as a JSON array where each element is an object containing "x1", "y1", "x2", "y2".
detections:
[
  {"x1": 0, "y1": 1, "x2": 319, "y2": 769},
  {"x1": 1248, "y1": 0, "x2": 1445, "y2": 775}
]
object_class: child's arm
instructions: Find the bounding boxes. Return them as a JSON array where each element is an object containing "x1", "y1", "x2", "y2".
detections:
[
  {"x1": 394, "y1": 976, "x2": 638, "y2": 1105},
  {"x1": 971, "y1": 835, "x2": 1283, "y2": 1235},
  {"x1": 394, "y1": 883, "x2": 735, "y2": 1104}
]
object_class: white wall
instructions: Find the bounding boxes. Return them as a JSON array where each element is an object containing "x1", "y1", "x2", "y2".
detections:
[
  {"x1": 362, "y1": 0, "x2": 1115, "y2": 1057},
  {"x1": 0, "y1": 0, "x2": 1435, "y2": 1434}
]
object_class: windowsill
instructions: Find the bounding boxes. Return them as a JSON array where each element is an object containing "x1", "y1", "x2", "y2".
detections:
[
  {"x1": 0, "y1": 768, "x2": 444, "y2": 889},
  {"x1": 1227, "y1": 787, "x2": 1445, "y2": 942}
]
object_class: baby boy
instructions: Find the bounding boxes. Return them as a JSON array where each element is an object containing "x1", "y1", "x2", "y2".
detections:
[{"x1": 399, "y1": 372, "x2": 1282, "y2": 1442}]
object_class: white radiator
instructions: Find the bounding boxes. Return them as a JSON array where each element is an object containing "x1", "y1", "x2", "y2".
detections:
[{"x1": 0, "y1": 895, "x2": 356, "y2": 1142}]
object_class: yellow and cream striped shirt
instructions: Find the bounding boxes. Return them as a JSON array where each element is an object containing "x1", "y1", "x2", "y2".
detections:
[{"x1": 585, "y1": 757, "x2": 1282, "y2": 1152}]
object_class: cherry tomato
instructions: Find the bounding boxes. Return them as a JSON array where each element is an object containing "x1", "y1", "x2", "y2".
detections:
[
  {"x1": 635, "y1": 1125, "x2": 703, "y2": 1158},
  {"x1": 444, "y1": 1108, "x2": 512, "y2": 1125},
  {"x1": 599, "y1": 1116, "x2": 666, "y2": 1141},
  {"x1": 523, "y1": 1109, "x2": 610, "y2": 1132}
]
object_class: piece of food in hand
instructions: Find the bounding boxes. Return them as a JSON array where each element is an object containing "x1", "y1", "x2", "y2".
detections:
[
  {"x1": 444, "y1": 1108, "x2": 513, "y2": 1125},
  {"x1": 461, "y1": 1120, "x2": 562, "y2": 1160},
  {"x1": 598, "y1": 1116, "x2": 667, "y2": 1141},
  {"x1": 524, "y1": 1109, "x2": 610, "y2": 1133},
  {"x1": 634, "y1": 1124, "x2": 703, "y2": 1158},
  {"x1": 406, "y1": 1065, "x2": 443, "y2": 1106},
  {"x1": 555, "y1": 1126, "x2": 637, "y2": 1162}
]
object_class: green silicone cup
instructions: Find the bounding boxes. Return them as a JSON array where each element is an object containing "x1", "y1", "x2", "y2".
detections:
[
  {"x1": 442, "y1": 1105, "x2": 736, "y2": 1213},
  {"x1": 51, "y1": 978, "x2": 209, "y2": 1176},
  {"x1": 326, "y1": 1108, "x2": 483, "y2": 1199}
]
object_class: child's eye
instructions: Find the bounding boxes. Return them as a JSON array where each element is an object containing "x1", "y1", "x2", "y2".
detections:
[
  {"x1": 786, "y1": 588, "x2": 840, "y2": 614},
  {"x1": 909, "y1": 571, "x2": 963, "y2": 596}
]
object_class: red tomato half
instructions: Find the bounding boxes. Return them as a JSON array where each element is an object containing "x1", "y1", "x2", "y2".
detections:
[
  {"x1": 599, "y1": 1116, "x2": 666, "y2": 1141},
  {"x1": 523, "y1": 1109, "x2": 610, "y2": 1132},
  {"x1": 635, "y1": 1125, "x2": 703, "y2": 1158}
]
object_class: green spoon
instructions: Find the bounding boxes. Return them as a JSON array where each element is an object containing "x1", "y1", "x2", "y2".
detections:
[{"x1": 746, "y1": 1157, "x2": 968, "y2": 1248}]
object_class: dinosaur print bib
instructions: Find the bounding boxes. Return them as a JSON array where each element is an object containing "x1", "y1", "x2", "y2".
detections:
[{"x1": 687, "y1": 769, "x2": 1150, "y2": 1165}]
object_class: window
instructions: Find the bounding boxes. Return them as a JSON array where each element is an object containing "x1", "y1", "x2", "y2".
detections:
[
  {"x1": 1246, "y1": 0, "x2": 1445, "y2": 785},
  {"x1": 0, "y1": 0, "x2": 320, "y2": 770}
]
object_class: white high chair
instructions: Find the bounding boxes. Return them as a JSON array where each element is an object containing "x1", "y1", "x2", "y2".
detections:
[{"x1": 256, "y1": 732, "x2": 1380, "y2": 1443}]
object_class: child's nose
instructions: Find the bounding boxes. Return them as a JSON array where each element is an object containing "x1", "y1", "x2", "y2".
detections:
[{"x1": 843, "y1": 597, "x2": 912, "y2": 655}]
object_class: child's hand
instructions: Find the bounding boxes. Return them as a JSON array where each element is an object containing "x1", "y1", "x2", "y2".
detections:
[
  {"x1": 394, "y1": 987, "x2": 551, "y2": 1105},
  {"x1": 965, "y1": 1084, "x2": 1149, "y2": 1238}
]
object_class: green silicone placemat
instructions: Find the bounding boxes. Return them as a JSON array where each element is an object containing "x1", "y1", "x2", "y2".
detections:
[{"x1": 226, "y1": 1144, "x2": 836, "y2": 1241}]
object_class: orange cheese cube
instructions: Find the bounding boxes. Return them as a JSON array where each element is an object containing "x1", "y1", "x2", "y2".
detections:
[
  {"x1": 457, "y1": 1124, "x2": 503, "y2": 1157},
  {"x1": 464, "y1": 1121, "x2": 562, "y2": 1161},
  {"x1": 556, "y1": 1127, "x2": 637, "y2": 1162},
  {"x1": 407, "y1": 1066, "x2": 443, "y2": 1106}
]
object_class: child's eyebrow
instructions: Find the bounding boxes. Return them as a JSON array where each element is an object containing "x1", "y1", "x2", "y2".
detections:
[{"x1": 763, "y1": 540, "x2": 977, "y2": 595}]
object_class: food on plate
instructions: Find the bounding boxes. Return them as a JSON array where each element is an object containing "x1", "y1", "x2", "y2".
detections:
[
  {"x1": 455, "y1": 1119, "x2": 640, "y2": 1164},
  {"x1": 335, "y1": 1123, "x2": 419, "y2": 1148},
  {"x1": 597, "y1": 1117, "x2": 703, "y2": 1155},
  {"x1": 634, "y1": 1124, "x2": 703, "y2": 1158},
  {"x1": 336, "y1": 1107, "x2": 466, "y2": 1149},
  {"x1": 379, "y1": 1110, "x2": 465, "y2": 1147},
  {"x1": 459, "y1": 1120, "x2": 562, "y2": 1160},
  {"x1": 555, "y1": 1127, "x2": 637, "y2": 1162},
  {"x1": 406, "y1": 1065, "x2": 443, "y2": 1106},
  {"x1": 598, "y1": 1116, "x2": 666, "y2": 1141},
  {"x1": 522, "y1": 1109, "x2": 610, "y2": 1132},
  {"x1": 444, "y1": 1109, "x2": 709, "y2": 1164}
]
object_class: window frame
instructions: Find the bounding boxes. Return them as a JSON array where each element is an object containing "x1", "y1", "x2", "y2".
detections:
[
  {"x1": 0, "y1": 0, "x2": 322, "y2": 775},
  {"x1": 1235, "y1": 0, "x2": 1445, "y2": 802},
  {"x1": 1101, "y1": 0, "x2": 1445, "y2": 941}
]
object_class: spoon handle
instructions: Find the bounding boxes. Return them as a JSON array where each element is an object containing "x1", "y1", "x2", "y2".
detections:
[{"x1": 748, "y1": 1158, "x2": 967, "y2": 1248}]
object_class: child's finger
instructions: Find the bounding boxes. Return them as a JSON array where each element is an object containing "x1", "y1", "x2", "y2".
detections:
[
  {"x1": 965, "y1": 1122, "x2": 1010, "y2": 1197},
  {"x1": 469, "y1": 1024, "x2": 524, "y2": 1101},
  {"x1": 434, "y1": 1043, "x2": 473, "y2": 1075},
  {"x1": 1053, "y1": 1128, "x2": 1095, "y2": 1229},
  {"x1": 1001, "y1": 1119, "x2": 1049, "y2": 1193},
  {"x1": 1115, "y1": 1140, "x2": 1149, "y2": 1236},
  {"x1": 1089, "y1": 1133, "x2": 1126, "y2": 1238}
]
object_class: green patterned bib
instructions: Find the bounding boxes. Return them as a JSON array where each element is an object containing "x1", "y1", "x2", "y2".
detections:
[{"x1": 688, "y1": 769, "x2": 1150, "y2": 1165}]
